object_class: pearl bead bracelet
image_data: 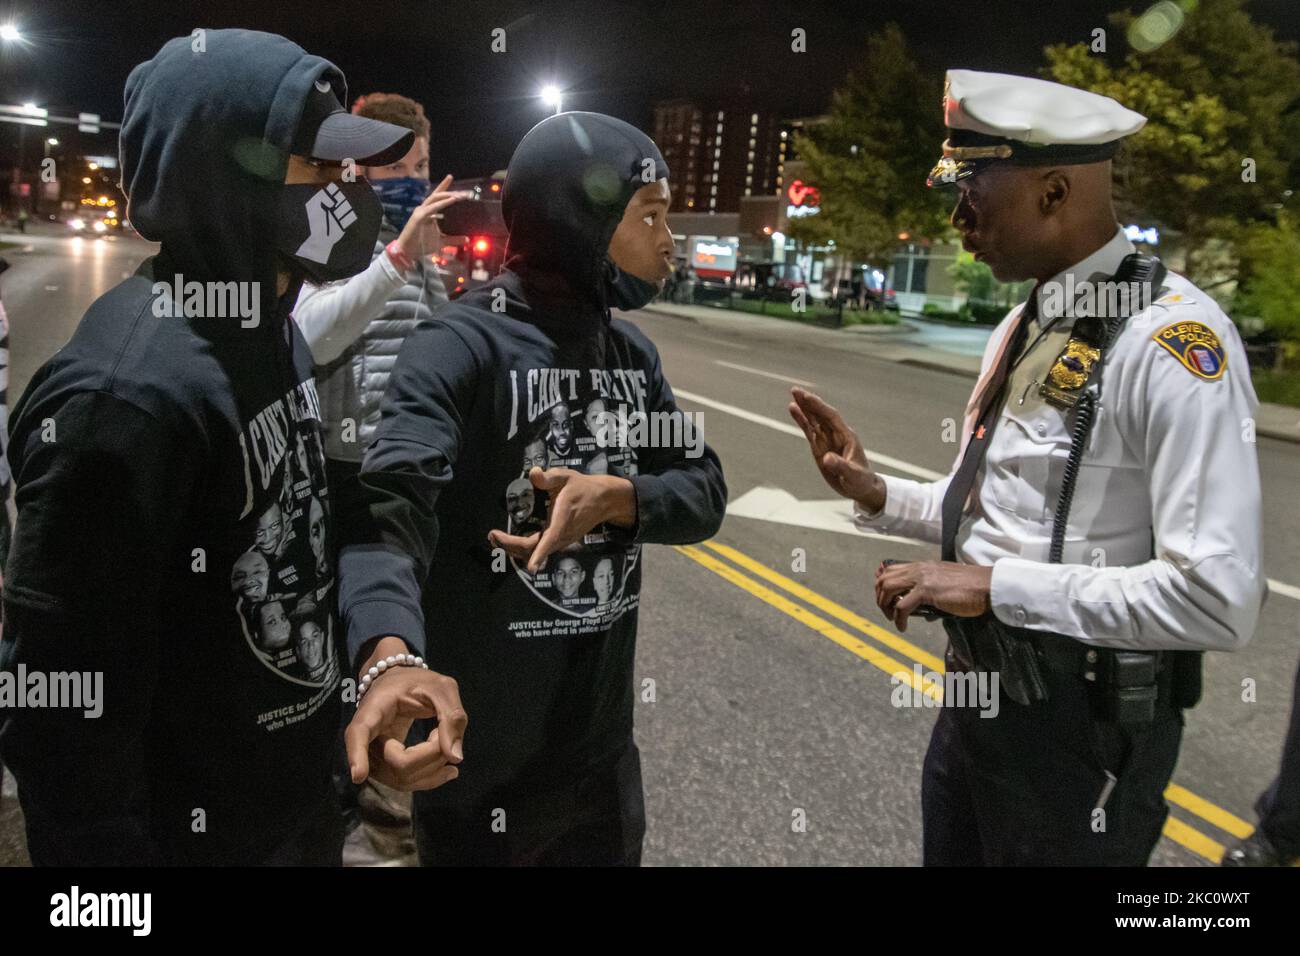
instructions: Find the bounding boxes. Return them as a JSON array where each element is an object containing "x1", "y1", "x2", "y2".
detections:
[{"x1": 357, "y1": 653, "x2": 428, "y2": 700}]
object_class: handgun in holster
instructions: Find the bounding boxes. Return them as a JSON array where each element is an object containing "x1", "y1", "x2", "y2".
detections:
[
  {"x1": 942, "y1": 614, "x2": 1050, "y2": 708},
  {"x1": 878, "y1": 559, "x2": 1052, "y2": 707}
]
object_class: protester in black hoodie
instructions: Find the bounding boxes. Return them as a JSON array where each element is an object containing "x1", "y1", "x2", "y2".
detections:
[
  {"x1": 339, "y1": 112, "x2": 727, "y2": 865},
  {"x1": 0, "y1": 29, "x2": 466, "y2": 865}
]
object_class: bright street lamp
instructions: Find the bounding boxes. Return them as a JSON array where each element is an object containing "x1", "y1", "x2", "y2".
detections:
[
  {"x1": 540, "y1": 84, "x2": 563, "y2": 115},
  {"x1": 0, "y1": 23, "x2": 21, "y2": 42}
]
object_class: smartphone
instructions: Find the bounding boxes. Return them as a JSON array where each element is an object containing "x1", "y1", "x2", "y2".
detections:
[
  {"x1": 880, "y1": 559, "x2": 946, "y2": 621},
  {"x1": 438, "y1": 198, "x2": 506, "y2": 239}
]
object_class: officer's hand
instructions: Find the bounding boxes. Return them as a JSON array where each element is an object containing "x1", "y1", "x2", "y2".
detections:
[
  {"x1": 875, "y1": 560, "x2": 992, "y2": 632},
  {"x1": 487, "y1": 467, "x2": 636, "y2": 574},
  {"x1": 345, "y1": 637, "x2": 467, "y2": 792},
  {"x1": 788, "y1": 387, "x2": 885, "y2": 511}
]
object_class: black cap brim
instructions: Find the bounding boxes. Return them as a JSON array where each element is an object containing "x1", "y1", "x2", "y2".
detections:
[{"x1": 307, "y1": 111, "x2": 415, "y2": 166}]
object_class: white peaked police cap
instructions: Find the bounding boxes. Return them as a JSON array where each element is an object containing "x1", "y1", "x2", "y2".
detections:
[{"x1": 928, "y1": 69, "x2": 1147, "y2": 187}]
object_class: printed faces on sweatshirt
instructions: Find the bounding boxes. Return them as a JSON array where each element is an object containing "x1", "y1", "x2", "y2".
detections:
[
  {"x1": 230, "y1": 376, "x2": 340, "y2": 728},
  {"x1": 502, "y1": 364, "x2": 649, "y2": 639}
]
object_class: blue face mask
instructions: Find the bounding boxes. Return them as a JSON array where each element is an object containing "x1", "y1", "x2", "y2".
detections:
[{"x1": 371, "y1": 176, "x2": 431, "y2": 230}]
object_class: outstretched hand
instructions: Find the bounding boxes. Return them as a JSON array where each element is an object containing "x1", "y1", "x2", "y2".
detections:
[
  {"x1": 487, "y1": 467, "x2": 637, "y2": 574},
  {"x1": 788, "y1": 387, "x2": 885, "y2": 511}
]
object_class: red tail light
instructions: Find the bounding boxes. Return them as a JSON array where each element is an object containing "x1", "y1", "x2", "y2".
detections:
[{"x1": 472, "y1": 236, "x2": 491, "y2": 255}]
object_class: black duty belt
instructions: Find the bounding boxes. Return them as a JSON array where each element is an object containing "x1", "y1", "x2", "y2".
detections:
[{"x1": 945, "y1": 613, "x2": 1179, "y2": 722}]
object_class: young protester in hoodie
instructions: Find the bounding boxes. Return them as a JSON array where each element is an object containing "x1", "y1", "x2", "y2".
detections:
[
  {"x1": 0, "y1": 29, "x2": 465, "y2": 866},
  {"x1": 339, "y1": 111, "x2": 727, "y2": 866},
  {"x1": 292, "y1": 91, "x2": 460, "y2": 866}
]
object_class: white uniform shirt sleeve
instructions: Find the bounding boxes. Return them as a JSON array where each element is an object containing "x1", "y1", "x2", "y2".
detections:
[
  {"x1": 292, "y1": 251, "x2": 408, "y2": 365},
  {"x1": 990, "y1": 300, "x2": 1265, "y2": 651},
  {"x1": 852, "y1": 475, "x2": 951, "y2": 544}
]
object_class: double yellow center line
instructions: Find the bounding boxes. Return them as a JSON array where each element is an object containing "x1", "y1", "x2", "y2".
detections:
[{"x1": 675, "y1": 539, "x2": 1257, "y2": 865}]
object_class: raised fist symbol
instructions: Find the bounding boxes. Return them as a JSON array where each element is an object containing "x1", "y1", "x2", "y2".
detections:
[{"x1": 296, "y1": 182, "x2": 358, "y2": 264}]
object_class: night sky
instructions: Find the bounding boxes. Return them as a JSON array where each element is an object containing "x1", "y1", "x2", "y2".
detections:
[{"x1": 1, "y1": 0, "x2": 1297, "y2": 177}]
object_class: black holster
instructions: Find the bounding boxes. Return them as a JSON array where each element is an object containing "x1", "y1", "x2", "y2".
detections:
[{"x1": 943, "y1": 614, "x2": 1049, "y2": 707}]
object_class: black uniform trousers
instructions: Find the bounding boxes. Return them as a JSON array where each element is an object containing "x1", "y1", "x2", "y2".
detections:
[
  {"x1": 1254, "y1": 657, "x2": 1300, "y2": 858},
  {"x1": 922, "y1": 645, "x2": 1184, "y2": 866}
]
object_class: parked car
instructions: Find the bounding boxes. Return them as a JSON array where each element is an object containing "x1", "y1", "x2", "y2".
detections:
[
  {"x1": 733, "y1": 261, "x2": 808, "y2": 301},
  {"x1": 832, "y1": 266, "x2": 898, "y2": 312}
]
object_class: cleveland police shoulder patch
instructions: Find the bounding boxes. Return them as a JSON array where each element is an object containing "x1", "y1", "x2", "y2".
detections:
[{"x1": 1152, "y1": 320, "x2": 1226, "y2": 381}]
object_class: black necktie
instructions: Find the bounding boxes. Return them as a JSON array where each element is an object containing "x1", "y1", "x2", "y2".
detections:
[{"x1": 940, "y1": 294, "x2": 1035, "y2": 562}]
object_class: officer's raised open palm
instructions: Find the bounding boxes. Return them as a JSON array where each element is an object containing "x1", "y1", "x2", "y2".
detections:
[{"x1": 788, "y1": 387, "x2": 885, "y2": 511}]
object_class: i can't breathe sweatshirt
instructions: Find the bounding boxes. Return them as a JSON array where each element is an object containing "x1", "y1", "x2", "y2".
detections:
[{"x1": 337, "y1": 268, "x2": 727, "y2": 813}]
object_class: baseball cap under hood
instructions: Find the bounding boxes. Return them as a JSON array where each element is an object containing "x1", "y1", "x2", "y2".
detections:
[{"x1": 119, "y1": 29, "x2": 368, "y2": 315}]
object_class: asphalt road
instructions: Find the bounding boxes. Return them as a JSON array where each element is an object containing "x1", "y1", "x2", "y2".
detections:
[{"x1": 1, "y1": 223, "x2": 1296, "y2": 866}]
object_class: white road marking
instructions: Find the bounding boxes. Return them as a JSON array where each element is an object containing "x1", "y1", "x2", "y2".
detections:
[
  {"x1": 727, "y1": 486, "x2": 925, "y2": 545},
  {"x1": 714, "y1": 360, "x2": 816, "y2": 388},
  {"x1": 680, "y1": 333, "x2": 752, "y2": 352},
  {"x1": 1268, "y1": 578, "x2": 1300, "y2": 602},
  {"x1": 676, "y1": 387, "x2": 1300, "y2": 602},
  {"x1": 673, "y1": 387, "x2": 945, "y2": 481}
]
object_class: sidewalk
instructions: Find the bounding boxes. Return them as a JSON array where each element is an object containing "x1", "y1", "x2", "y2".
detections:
[{"x1": 638, "y1": 300, "x2": 1300, "y2": 444}]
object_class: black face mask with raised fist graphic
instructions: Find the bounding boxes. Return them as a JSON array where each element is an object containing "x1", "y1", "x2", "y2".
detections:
[{"x1": 276, "y1": 178, "x2": 383, "y2": 284}]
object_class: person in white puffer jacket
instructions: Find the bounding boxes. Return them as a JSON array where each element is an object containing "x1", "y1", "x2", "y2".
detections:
[
  {"x1": 291, "y1": 92, "x2": 461, "y2": 867},
  {"x1": 294, "y1": 93, "x2": 461, "y2": 497}
]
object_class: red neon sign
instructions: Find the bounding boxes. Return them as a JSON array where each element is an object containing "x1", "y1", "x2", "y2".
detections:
[{"x1": 787, "y1": 179, "x2": 820, "y2": 207}]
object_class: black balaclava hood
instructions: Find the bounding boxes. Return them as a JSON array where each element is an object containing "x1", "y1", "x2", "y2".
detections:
[
  {"x1": 120, "y1": 29, "x2": 351, "y2": 326},
  {"x1": 501, "y1": 111, "x2": 669, "y2": 310}
]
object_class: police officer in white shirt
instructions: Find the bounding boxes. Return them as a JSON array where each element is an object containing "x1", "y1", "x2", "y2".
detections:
[{"x1": 789, "y1": 70, "x2": 1265, "y2": 865}]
